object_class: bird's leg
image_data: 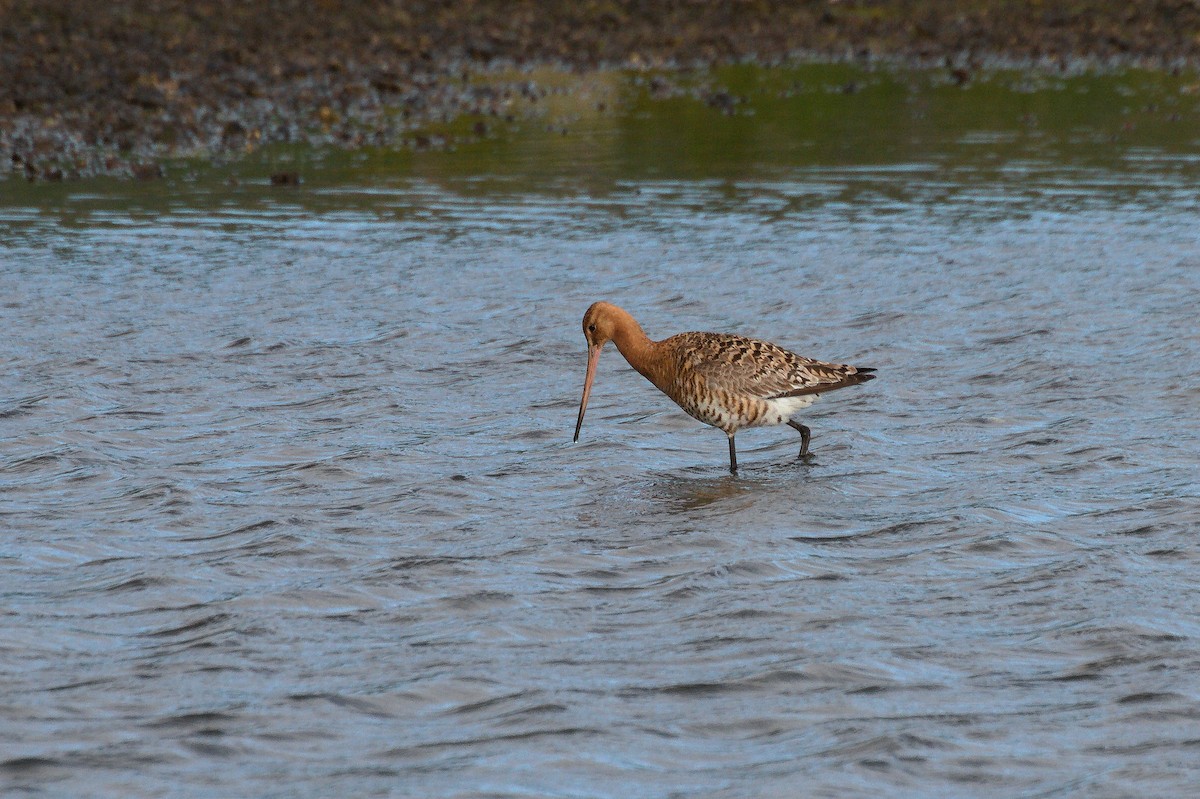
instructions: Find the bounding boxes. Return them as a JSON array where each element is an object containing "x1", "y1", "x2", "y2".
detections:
[
  {"x1": 727, "y1": 432, "x2": 738, "y2": 474},
  {"x1": 787, "y1": 420, "x2": 811, "y2": 458}
]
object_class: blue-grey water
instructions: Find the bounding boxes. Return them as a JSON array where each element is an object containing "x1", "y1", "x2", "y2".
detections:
[{"x1": 3, "y1": 66, "x2": 1200, "y2": 797}]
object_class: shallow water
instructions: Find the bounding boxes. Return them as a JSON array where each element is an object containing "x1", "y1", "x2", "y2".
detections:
[{"x1": 3, "y1": 66, "x2": 1200, "y2": 798}]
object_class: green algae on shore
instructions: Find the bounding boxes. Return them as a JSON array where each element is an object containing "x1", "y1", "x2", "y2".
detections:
[{"x1": 2, "y1": 63, "x2": 1197, "y2": 208}]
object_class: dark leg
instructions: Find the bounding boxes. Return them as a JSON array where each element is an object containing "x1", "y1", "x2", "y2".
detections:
[
  {"x1": 727, "y1": 433, "x2": 738, "y2": 474},
  {"x1": 788, "y1": 420, "x2": 811, "y2": 457}
]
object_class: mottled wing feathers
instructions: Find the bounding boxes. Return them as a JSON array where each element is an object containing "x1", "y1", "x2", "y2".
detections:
[
  {"x1": 770, "y1": 368, "x2": 877, "y2": 397},
  {"x1": 667, "y1": 332, "x2": 875, "y2": 400}
]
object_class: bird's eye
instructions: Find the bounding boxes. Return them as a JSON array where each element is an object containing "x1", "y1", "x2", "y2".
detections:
[{"x1": 587, "y1": 324, "x2": 597, "y2": 333}]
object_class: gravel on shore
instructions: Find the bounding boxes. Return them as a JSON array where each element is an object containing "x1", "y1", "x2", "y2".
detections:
[{"x1": 4, "y1": 1, "x2": 1199, "y2": 180}]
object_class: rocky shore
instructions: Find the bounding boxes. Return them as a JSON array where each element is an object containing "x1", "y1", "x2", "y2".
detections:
[{"x1": 3, "y1": 0, "x2": 1199, "y2": 180}]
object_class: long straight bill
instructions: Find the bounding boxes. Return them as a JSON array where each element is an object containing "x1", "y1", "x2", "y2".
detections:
[{"x1": 573, "y1": 344, "x2": 602, "y2": 442}]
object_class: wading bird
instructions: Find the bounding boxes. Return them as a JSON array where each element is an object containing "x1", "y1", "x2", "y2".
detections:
[{"x1": 572, "y1": 302, "x2": 876, "y2": 473}]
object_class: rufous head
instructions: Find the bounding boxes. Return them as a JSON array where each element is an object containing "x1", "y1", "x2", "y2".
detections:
[{"x1": 580, "y1": 301, "x2": 626, "y2": 348}]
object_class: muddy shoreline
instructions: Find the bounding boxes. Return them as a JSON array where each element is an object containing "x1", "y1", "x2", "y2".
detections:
[{"x1": 3, "y1": 1, "x2": 1199, "y2": 180}]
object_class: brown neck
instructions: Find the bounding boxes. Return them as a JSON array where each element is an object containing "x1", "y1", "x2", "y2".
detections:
[{"x1": 608, "y1": 310, "x2": 662, "y2": 385}]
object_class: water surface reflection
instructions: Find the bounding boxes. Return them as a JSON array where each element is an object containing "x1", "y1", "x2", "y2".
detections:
[{"x1": 2, "y1": 64, "x2": 1199, "y2": 798}]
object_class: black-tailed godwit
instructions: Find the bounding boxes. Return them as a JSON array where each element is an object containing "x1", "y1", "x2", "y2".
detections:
[{"x1": 572, "y1": 301, "x2": 876, "y2": 473}]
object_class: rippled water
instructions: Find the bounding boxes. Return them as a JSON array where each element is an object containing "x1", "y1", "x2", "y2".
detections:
[{"x1": 3, "y1": 67, "x2": 1200, "y2": 797}]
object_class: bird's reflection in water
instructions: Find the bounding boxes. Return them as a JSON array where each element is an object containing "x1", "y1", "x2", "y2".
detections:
[{"x1": 635, "y1": 455, "x2": 822, "y2": 515}]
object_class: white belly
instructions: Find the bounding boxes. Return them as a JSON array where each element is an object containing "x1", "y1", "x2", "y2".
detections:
[
  {"x1": 752, "y1": 394, "x2": 819, "y2": 427},
  {"x1": 678, "y1": 391, "x2": 821, "y2": 432}
]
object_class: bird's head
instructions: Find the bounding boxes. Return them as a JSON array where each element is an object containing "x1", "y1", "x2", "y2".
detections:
[{"x1": 581, "y1": 301, "x2": 623, "y2": 349}]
